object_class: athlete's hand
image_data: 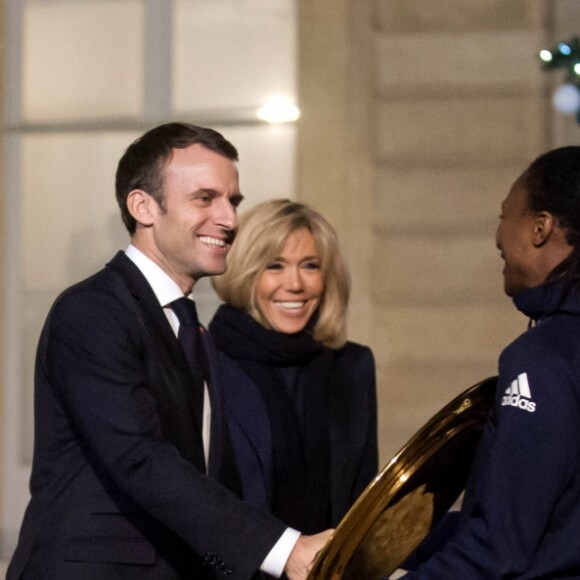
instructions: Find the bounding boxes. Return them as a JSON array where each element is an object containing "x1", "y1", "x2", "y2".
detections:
[{"x1": 284, "y1": 529, "x2": 334, "y2": 580}]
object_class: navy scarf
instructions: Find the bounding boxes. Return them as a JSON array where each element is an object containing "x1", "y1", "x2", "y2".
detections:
[{"x1": 209, "y1": 304, "x2": 333, "y2": 533}]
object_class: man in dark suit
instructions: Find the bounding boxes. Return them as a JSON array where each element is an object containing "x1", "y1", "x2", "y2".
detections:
[{"x1": 7, "y1": 123, "x2": 332, "y2": 580}]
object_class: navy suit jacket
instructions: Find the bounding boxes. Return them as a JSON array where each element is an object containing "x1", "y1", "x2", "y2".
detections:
[{"x1": 7, "y1": 252, "x2": 286, "y2": 580}]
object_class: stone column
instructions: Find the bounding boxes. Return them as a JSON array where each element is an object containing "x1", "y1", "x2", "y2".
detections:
[
  {"x1": 298, "y1": 0, "x2": 547, "y2": 462},
  {"x1": 297, "y1": 0, "x2": 374, "y2": 345}
]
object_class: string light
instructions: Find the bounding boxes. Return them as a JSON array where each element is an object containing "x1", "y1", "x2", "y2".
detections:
[
  {"x1": 539, "y1": 36, "x2": 580, "y2": 122},
  {"x1": 552, "y1": 84, "x2": 580, "y2": 115}
]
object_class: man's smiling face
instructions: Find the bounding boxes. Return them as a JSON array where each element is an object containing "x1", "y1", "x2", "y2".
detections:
[{"x1": 145, "y1": 144, "x2": 243, "y2": 291}]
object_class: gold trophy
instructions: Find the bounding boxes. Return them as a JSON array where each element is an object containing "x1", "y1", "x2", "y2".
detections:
[{"x1": 307, "y1": 376, "x2": 497, "y2": 580}]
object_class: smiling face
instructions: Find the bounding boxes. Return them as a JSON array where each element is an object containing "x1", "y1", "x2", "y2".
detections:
[
  {"x1": 255, "y1": 228, "x2": 324, "y2": 334},
  {"x1": 496, "y1": 178, "x2": 544, "y2": 297},
  {"x1": 129, "y1": 144, "x2": 243, "y2": 293}
]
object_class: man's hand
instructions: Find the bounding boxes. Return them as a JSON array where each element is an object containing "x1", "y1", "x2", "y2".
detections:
[{"x1": 284, "y1": 529, "x2": 334, "y2": 580}]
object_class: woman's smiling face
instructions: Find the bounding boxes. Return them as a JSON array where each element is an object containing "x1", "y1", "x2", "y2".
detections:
[{"x1": 255, "y1": 228, "x2": 324, "y2": 334}]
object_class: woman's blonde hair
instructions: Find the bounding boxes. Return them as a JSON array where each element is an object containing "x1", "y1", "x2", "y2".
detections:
[{"x1": 211, "y1": 199, "x2": 350, "y2": 348}]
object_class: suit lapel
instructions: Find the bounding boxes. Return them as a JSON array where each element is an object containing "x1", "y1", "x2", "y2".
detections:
[{"x1": 106, "y1": 252, "x2": 206, "y2": 470}]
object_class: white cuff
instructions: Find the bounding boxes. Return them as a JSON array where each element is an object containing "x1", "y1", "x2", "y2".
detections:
[{"x1": 260, "y1": 528, "x2": 301, "y2": 578}]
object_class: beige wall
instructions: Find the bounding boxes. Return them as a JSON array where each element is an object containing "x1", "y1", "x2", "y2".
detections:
[{"x1": 298, "y1": 0, "x2": 548, "y2": 463}]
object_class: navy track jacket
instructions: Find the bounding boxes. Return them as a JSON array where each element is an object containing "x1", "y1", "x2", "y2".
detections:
[{"x1": 404, "y1": 281, "x2": 580, "y2": 579}]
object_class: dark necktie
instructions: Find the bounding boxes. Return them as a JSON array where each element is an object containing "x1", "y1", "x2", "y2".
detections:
[{"x1": 170, "y1": 297, "x2": 206, "y2": 428}]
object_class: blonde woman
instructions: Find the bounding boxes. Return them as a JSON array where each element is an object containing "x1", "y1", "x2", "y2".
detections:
[{"x1": 210, "y1": 199, "x2": 378, "y2": 534}]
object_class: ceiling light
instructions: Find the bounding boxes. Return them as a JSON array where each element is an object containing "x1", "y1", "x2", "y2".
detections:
[{"x1": 256, "y1": 97, "x2": 300, "y2": 124}]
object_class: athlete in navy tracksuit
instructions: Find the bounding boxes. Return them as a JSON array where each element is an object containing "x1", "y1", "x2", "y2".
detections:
[{"x1": 401, "y1": 147, "x2": 580, "y2": 578}]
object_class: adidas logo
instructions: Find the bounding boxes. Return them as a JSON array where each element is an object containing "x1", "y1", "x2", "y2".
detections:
[{"x1": 501, "y1": 372, "x2": 536, "y2": 413}]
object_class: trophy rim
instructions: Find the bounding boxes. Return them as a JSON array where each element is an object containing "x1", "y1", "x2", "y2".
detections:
[{"x1": 307, "y1": 375, "x2": 497, "y2": 580}]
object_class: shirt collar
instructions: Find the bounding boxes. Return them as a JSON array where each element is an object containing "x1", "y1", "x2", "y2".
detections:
[{"x1": 125, "y1": 244, "x2": 189, "y2": 307}]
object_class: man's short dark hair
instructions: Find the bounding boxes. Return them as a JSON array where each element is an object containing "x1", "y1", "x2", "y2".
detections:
[{"x1": 115, "y1": 122, "x2": 239, "y2": 234}]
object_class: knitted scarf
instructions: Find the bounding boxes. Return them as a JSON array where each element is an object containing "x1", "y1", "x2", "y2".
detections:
[{"x1": 209, "y1": 304, "x2": 333, "y2": 533}]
